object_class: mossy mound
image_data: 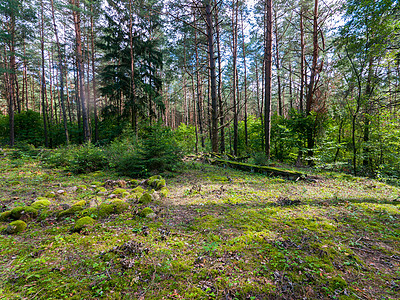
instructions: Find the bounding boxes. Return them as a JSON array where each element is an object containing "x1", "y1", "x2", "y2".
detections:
[
  {"x1": 72, "y1": 200, "x2": 86, "y2": 207},
  {"x1": 147, "y1": 176, "x2": 166, "y2": 191},
  {"x1": 95, "y1": 187, "x2": 107, "y2": 193},
  {"x1": 6, "y1": 220, "x2": 27, "y2": 234},
  {"x1": 121, "y1": 192, "x2": 130, "y2": 198},
  {"x1": 31, "y1": 199, "x2": 51, "y2": 209},
  {"x1": 129, "y1": 179, "x2": 139, "y2": 187},
  {"x1": 132, "y1": 186, "x2": 145, "y2": 194},
  {"x1": 112, "y1": 188, "x2": 126, "y2": 195},
  {"x1": 160, "y1": 187, "x2": 169, "y2": 198},
  {"x1": 57, "y1": 205, "x2": 84, "y2": 219},
  {"x1": 138, "y1": 207, "x2": 154, "y2": 217},
  {"x1": 91, "y1": 181, "x2": 103, "y2": 187},
  {"x1": 10, "y1": 206, "x2": 38, "y2": 220},
  {"x1": 11, "y1": 181, "x2": 21, "y2": 186},
  {"x1": 73, "y1": 216, "x2": 96, "y2": 232},
  {"x1": 84, "y1": 200, "x2": 129, "y2": 219},
  {"x1": 0, "y1": 210, "x2": 11, "y2": 221},
  {"x1": 139, "y1": 192, "x2": 152, "y2": 204}
]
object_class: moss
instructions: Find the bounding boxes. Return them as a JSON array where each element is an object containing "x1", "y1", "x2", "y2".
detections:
[
  {"x1": 147, "y1": 176, "x2": 166, "y2": 191},
  {"x1": 0, "y1": 210, "x2": 11, "y2": 221},
  {"x1": 129, "y1": 179, "x2": 139, "y2": 187},
  {"x1": 10, "y1": 180, "x2": 21, "y2": 186},
  {"x1": 10, "y1": 206, "x2": 38, "y2": 220},
  {"x1": 139, "y1": 192, "x2": 152, "y2": 204},
  {"x1": 112, "y1": 188, "x2": 127, "y2": 195},
  {"x1": 6, "y1": 220, "x2": 27, "y2": 234},
  {"x1": 156, "y1": 179, "x2": 166, "y2": 190},
  {"x1": 72, "y1": 200, "x2": 86, "y2": 207},
  {"x1": 132, "y1": 186, "x2": 145, "y2": 194},
  {"x1": 91, "y1": 181, "x2": 103, "y2": 187},
  {"x1": 44, "y1": 191, "x2": 56, "y2": 198},
  {"x1": 57, "y1": 205, "x2": 84, "y2": 219},
  {"x1": 121, "y1": 192, "x2": 130, "y2": 198},
  {"x1": 86, "y1": 200, "x2": 129, "y2": 219},
  {"x1": 73, "y1": 216, "x2": 96, "y2": 232},
  {"x1": 31, "y1": 199, "x2": 51, "y2": 209},
  {"x1": 160, "y1": 187, "x2": 169, "y2": 198},
  {"x1": 77, "y1": 185, "x2": 87, "y2": 190},
  {"x1": 95, "y1": 187, "x2": 107, "y2": 193},
  {"x1": 139, "y1": 207, "x2": 154, "y2": 217}
]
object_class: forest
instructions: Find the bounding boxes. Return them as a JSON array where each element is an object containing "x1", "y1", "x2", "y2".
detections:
[{"x1": 0, "y1": 0, "x2": 400, "y2": 299}]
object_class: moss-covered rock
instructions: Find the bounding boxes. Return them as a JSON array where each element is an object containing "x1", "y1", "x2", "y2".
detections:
[
  {"x1": 10, "y1": 206, "x2": 38, "y2": 220},
  {"x1": 95, "y1": 187, "x2": 107, "y2": 193},
  {"x1": 10, "y1": 181, "x2": 21, "y2": 186},
  {"x1": 112, "y1": 188, "x2": 127, "y2": 195},
  {"x1": 129, "y1": 179, "x2": 139, "y2": 187},
  {"x1": 138, "y1": 207, "x2": 154, "y2": 217},
  {"x1": 139, "y1": 192, "x2": 152, "y2": 204},
  {"x1": 147, "y1": 176, "x2": 166, "y2": 191},
  {"x1": 160, "y1": 187, "x2": 169, "y2": 198},
  {"x1": 57, "y1": 205, "x2": 84, "y2": 219},
  {"x1": 6, "y1": 220, "x2": 27, "y2": 234},
  {"x1": 72, "y1": 200, "x2": 86, "y2": 207},
  {"x1": 31, "y1": 199, "x2": 51, "y2": 209},
  {"x1": 132, "y1": 186, "x2": 145, "y2": 194},
  {"x1": 84, "y1": 199, "x2": 129, "y2": 219},
  {"x1": 0, "y1": 210, "x2": 11, "y2": 221},
  {"x1": 73, "y1": 216, "x2": 96, "y2": 232},
  {"x1": 121, "y1": 192, "x2": 130, "y2": 198},
  {"x1": 91, "y1": 181, "x2": 103, "y2": 187}
]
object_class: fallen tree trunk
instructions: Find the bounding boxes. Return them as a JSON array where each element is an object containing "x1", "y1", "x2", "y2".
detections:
[{"x1": 207, "y1": 158, "x2": 305, "y2": 180}]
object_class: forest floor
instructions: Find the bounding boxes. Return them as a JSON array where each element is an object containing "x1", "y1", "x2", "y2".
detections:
[{"x1": 0, "y1": 152, "x2": 399, "y2": 300}]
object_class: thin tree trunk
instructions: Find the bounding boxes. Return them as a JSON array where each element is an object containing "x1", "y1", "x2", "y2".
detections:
[
  {"x1": 71, "y1": 0, "x2": 90, "y2": 142},
  {"x1": 205, "y1": 2, "x2": 218, "y2": 153},
  {"x1": 299, "y1": 5, "x2": 305, "y2": 113},
  {"x1": 232, "y1": 0, "x2": 239, "y2": 156},
  {"x1": 264, "y1": 0, "x2": 273, "y2": 159},
  {"x1": 241, "y1": 10, "x2": 248, "y2": 146},
  {"x1": 41, "y1": 0, "x2": 49, "y2": 147},
  {"x1": 51, "y1": 0, "x2": 69, "y2": 144}
]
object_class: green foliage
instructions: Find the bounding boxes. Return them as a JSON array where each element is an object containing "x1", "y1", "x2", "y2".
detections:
[
  {"x1": 174, "y1": 123, "x2": 196, "y2": 154},
  {"x1": 44, "y1": 144, "x2": 108, "y2": 174},
  {"x1": 114, "y1": 124, "x2": 182, "y2": 177},
  {"x1": 0, "y1": 110, "x2": 43, "y2": 146}
]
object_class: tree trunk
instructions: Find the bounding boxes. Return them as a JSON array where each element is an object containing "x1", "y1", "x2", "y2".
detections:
[
  {"x1": 205, "y1": 2, "x2": 218, "y2": 153},
  {"x1": 299, "y1": 5, "x2": 305, "y2": 113},
  {"x1": 232, "y1": 0, "x2": 239, "y2": 156},
  {"x1": 41, "y1": 0, "x2": 49, "y2": 147},
  {"x1": 71, "y1": 0, "x2": 90, "y2": 143},
  {"x1": 264, "y1": 0, "x2": 273, "y2": 159},
  {"x1": 51, "y1": 0, "x2": 69, "y2": 144},
  {"x1": 241, "y1": 10, "x2": 248, "y2": 146}
]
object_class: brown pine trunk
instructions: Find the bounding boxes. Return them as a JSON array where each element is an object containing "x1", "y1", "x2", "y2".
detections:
[
  {"x1": 241, "y1": 10, "x2": 248, "y2": 146},
  {"x1": 71, "y1": 0, "x2": 90, "y2": 142},
  {"x1": 232, "y1": 0, "x2": 239, "y2": 156},
  {"x1": 215, "y1": 5, "x2": 225, "y2": 153},
  {"x1": 41, "y1": 0, "x2": 49, "y2": 147},
  {"x1": 299, "y1": 5, "x2": 305, "y2": 113},
  {"x1": 51, "y1": 0, "x2": 69, "y2": 143},
  {"x1": 264, "y1": 0, "x2": 273, "y2": 159},
  {"x1": 205, "y1": 2, "x2": 218, "y2": 153}
]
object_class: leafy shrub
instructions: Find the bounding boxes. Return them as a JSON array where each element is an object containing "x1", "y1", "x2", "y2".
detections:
[{"x1": 174, "y1": 123, "x2": 196, "y2": 154}]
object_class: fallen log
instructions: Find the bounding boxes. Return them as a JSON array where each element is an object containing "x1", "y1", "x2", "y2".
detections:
[{"x1": 207, "y1": 158, "x2": 305, "y2": 180}]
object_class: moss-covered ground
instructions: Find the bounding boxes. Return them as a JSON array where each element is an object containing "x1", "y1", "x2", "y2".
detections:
[{"x1": 0, "y1": 154, "x2": 399, "y2": 299}]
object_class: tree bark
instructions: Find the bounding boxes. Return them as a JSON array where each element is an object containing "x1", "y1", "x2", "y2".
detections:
[
  {"x1": 264, "y1": 0, "x2": 273, "y2": 159},
  {"x1": 71, "y1": 0, "x2": 90, "y2": 143}
]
